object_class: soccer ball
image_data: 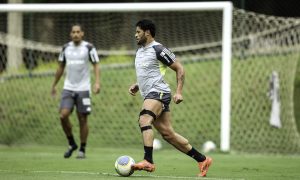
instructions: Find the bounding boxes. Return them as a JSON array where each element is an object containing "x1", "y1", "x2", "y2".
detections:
[
  {"x1": 153, "y1": 138, "x2": 162, "y2": 150},
  {"x1": 114, "y1": 155, "x2": 135, "y2": 177},
  {"x1": 202, "y1": 140, "x2": 217, "y2": 153}
]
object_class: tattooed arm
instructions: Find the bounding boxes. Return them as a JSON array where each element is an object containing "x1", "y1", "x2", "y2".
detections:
[{"x1": 169, "y1": 60, "x2": 185, "y2": 104}]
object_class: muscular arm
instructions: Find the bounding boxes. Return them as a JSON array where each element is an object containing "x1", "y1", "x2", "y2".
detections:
[
  {"x1": 154, "y1": 45, "x2": 184, "y2": 99},
  {"x1": 169, "y1": 60, "x2": 185, "y2": 104},
  {"x1": 51, "y1": 62, "x2": 65, "y2": 97}
]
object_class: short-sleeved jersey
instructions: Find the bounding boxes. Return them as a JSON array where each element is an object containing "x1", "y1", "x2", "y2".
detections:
[
  {"x1": 135, "y1": 41, "x2": 176, "y2": 97},
  {"x1": 58, "y1": 40, "x2": 99, "y2": 91}
]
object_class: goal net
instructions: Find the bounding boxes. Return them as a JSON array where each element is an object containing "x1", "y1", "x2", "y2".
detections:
[{"x1": 0, "y1": 3, "x2": 300, "y2": 154}]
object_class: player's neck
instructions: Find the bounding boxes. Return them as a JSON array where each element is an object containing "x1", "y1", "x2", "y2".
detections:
[
  {"x1": 73, "y1": 40, "x2": 82, "y2": 46},
  {"x1": 143, "y1": 38, "x2": 154, "y2": 47}
]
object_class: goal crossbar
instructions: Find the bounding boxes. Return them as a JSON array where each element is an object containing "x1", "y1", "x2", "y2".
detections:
[
  {"x1": 0, "y1": 2, "x2": 233, "y2": 152},
  {"x1": 0, "y1": 2, "x2": 232, "y2": 12}
]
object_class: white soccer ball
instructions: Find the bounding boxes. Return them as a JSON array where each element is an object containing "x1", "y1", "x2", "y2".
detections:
[
  {"x1": 114, "y1": 155, "x2": 135, "y2": 177},
  {"x1": 153, "y1": 138, "x2": 162, "y2": 150},
  {"x1": 202, "y1": 140, "x2": 217, "y2": 153}
]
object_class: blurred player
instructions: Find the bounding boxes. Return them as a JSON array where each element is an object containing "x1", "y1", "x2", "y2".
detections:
[
  {"x1": 128, "y1": 19, "x2": 212, "y2": 177},
  {"x1": 51, "y1": 24, "x2": 101, "y2": 159}
]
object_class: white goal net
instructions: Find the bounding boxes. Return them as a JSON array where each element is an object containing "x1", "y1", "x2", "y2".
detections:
[{"x1": 0, "y1": 2, "x2": 300, "y2": 154}]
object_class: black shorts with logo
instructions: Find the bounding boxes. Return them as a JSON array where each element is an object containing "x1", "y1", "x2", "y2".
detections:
[
  {"x1": 144, "y1": 91, "x2": 171, "y2": 112},
  {"x1": 60, "y1": 89, "x2": 91, "y2": 114}
]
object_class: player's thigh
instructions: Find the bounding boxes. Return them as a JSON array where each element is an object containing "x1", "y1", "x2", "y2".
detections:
[
  {"x1": 60, "y1": 90, "x2": 75, "y2": 118},
  {"x1": 143, "y1": 92, "x2": 172, "y2": 116},
  {"x1": 142, "y1": 98, "x2": 163, "y2": 116},
  {"x1": 153, "y1": 112, "x2": 175, "y2": 135},
  {"x1": 75, "y1": 91, "x2": 91, "y2": 115}
]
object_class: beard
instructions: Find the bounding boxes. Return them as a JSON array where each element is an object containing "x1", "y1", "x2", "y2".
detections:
[
  {"x1": 137, "y1": 35, "x2": 147, "y2": 46},
  {"x1": 72, "y1": 36, "x2": 82, "y2": 45}
]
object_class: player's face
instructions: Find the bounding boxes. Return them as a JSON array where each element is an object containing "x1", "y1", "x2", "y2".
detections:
[
  {"x1": 70, "y1": 26, "x2": 84, "y2": 44},
  {"x1": 135, "y1": 26, "x2": 147, "y2": 46}
]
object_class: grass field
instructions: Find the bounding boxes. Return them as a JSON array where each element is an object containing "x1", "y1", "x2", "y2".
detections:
[{"x1": 0, "y1": 145, "x2": 300, "y2": 180}]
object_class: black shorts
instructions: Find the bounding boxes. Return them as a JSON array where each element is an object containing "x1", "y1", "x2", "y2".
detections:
[
  {"x1": 60, "y1": 89, "x2": 91, "y2": 114},
  {"x1": 144, "y1": 92, "x2": 171, "y2": 112}
]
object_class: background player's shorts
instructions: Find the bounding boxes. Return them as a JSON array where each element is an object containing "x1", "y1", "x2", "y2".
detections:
[
  {"x1": 144, "y1": 91, "x2": 171, "y2": 112},
  {"x1": 60, "y1": 89, "x2": 91, "y2": 114}
]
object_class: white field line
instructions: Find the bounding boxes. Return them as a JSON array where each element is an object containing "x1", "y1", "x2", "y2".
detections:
[{"x1": 0, "y1": 169, "x2": 245, "y2": 180}]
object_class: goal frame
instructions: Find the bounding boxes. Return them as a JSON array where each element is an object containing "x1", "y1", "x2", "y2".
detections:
[{"x1": 0, "y1": 2, "x2": 233, "y2": 152}]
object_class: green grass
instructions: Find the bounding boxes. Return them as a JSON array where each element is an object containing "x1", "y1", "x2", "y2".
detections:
[
  {"x1": 294, "y1": 56, "x2": 300, "y2": 133},
  {"x1": 0, "y1": 145, "x2": 299, "y2": 180}
]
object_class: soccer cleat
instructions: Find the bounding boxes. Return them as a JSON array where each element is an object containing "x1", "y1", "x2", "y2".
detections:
[
  {"x1": 198, "y1": 157, "x2": 212, "y2": 177},
  {"x1": 132, "y1": 160, "x2": 155, "y2": 172},
  {"x1": 76, "y1": 151, "x2": 86, "y2": 159},
  {"x1": 64, "y1": 144, "x2": 78, "y2": 158}
]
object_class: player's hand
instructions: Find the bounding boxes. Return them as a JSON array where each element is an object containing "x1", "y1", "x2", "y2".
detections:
[
  {"x1": 93, "y1": 83, "x2": 101, "y2": 94},
  {"x1": 173, "y1": 93, "x2": 183, "y2": 104},
  {"x1": 128, "y1": 83, "x2": 139, "y2": 96},
  {"x1": 51, "y1": 86, "x2": 57, "y2": 98}
]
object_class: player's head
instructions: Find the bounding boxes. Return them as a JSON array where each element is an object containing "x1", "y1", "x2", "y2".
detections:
[
  {"x1": 135, "y1": 19, "x2": 156, "y2": 46},
  {"x1": 70, "y1": 23, "x2": 84, "y2": 45}
]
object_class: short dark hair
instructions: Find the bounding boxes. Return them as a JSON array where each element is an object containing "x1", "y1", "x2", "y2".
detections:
[
  {"x1": 136, "y1": 19, "x2": 156, "y2": 37},
  {"x1": 71, "y1": 23, "x2": 84, "y2": 32}
]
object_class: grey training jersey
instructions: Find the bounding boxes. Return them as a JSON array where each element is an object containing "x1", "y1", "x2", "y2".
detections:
[
  {"x1": 58, "y1": 41, "x2": 99, "y2": 91},
  {"x1": 135, "y1": 41, "x2": 176, "y2": 97}
]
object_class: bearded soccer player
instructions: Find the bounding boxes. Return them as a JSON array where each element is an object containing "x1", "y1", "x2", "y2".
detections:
[
  {"x1": 51, "y1": 24, "x2": 101, "y2": 159},
  {"x1": 128, "y1": 19, "x2": 212, "y2": 177}
]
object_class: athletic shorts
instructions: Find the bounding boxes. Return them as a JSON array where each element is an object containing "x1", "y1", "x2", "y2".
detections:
[
  {"x1": 60, "y1": 89, "x2": 91, "y2": 114},
  {"x1": 144, "y1": 91, "x2": 171, "y2": 112}
]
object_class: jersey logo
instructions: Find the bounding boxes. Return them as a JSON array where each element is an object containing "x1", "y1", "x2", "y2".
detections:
[
  {"x1": 67, "y1": 60, "x2": 85, "y2": 65},
  {"x1": 82, "y1": 98, "x2": 91, "y2": 105}
]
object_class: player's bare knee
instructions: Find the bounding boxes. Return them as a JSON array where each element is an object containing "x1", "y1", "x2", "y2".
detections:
[
  {"x1": 138, "y1": 109, "x2": 156, "y2": 127},
  {"x1": 138, "y1": 116, "x2": 152, "y2": 127},
  {"x1": 60, "y1": 113, "x2": 68, "y2": 121}
]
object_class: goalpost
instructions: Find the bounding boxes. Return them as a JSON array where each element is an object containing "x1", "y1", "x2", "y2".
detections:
[
  {"x1": 0, "y1": 2, "x2": 233, "y2": 152},
  {"x1": 1, "y1": 2, "x2": 232, "y2": 151}
]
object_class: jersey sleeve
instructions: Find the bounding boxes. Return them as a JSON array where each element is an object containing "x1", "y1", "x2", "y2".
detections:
[
  {"x1": 87, "y1": 44, "x2": 100, "y2": 64},
  {"x1": 153, "y1": 45, "x2": 176, "y2": 66},
  {"x1": 58, "y1": 44, "x2": 68, "y2": 63}
]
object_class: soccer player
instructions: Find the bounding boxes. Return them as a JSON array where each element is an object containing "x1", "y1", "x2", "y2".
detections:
[
  {"x1": 51, "y1": 24, "x2": 101, "y2": 159},
  {"x1": 128, "y1": 19, "x2": 212, "y2": 177}
]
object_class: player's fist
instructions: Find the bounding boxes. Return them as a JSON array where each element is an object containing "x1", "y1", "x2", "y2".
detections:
[
  {"x1": 93, "y1": 83, "x2": 101, "y2": 94},
  {"x1": 173, "y1": 93, "x2": 183, "y2": 104},
  {"x1": 51, "y1": 86, "x2": 57, "y2": 98},
  {"x1": 129, "y1": 83, "x2": 139, "y2": 96}
]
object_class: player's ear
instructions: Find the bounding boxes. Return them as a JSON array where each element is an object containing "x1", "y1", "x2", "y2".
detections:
[{"x1": 145, "y1": 30, "x2": 151, "y2": 37}]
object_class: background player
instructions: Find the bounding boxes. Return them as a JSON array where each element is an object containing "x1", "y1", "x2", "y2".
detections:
[
  {"x1": 128, "y1": 19, "x2": 212, "y2": 177},
  {"x1": 51, "y1": 24, "x2": 101, "y2": 159}
]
